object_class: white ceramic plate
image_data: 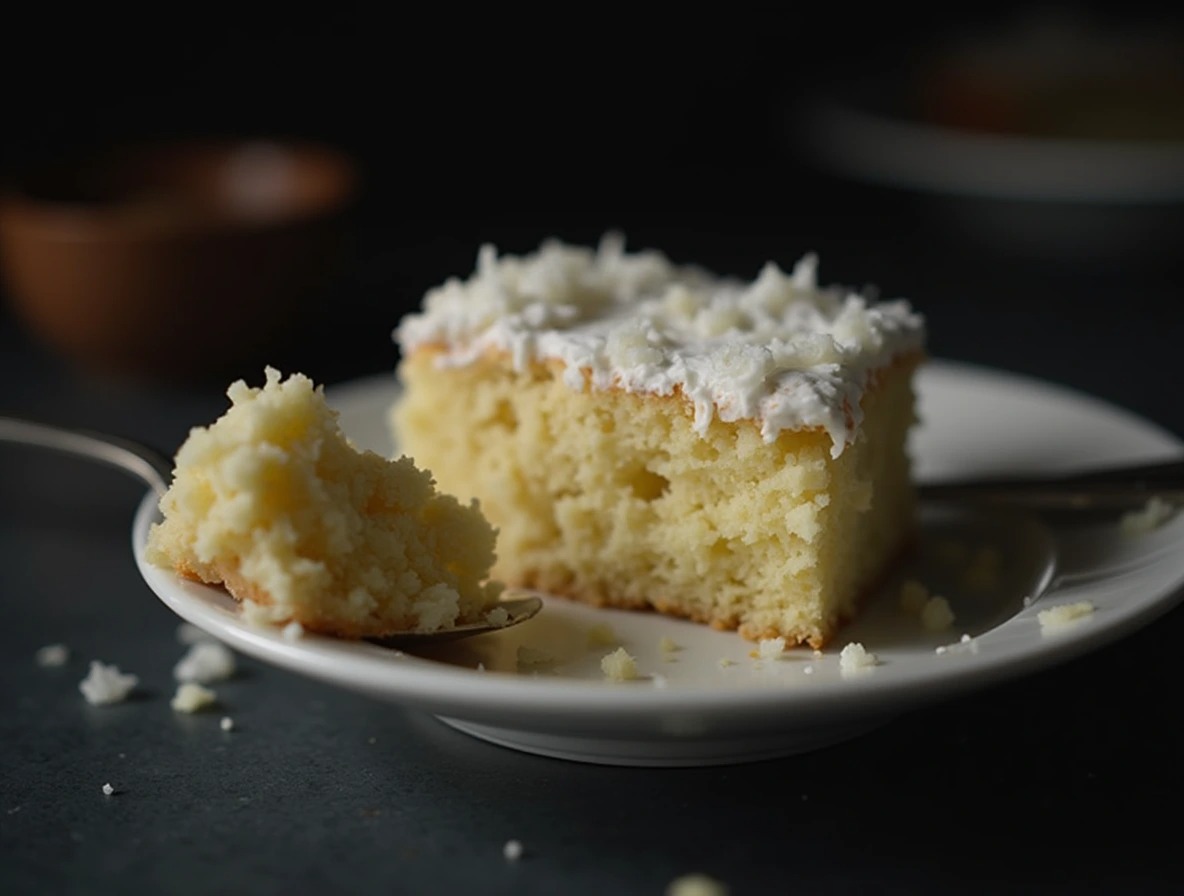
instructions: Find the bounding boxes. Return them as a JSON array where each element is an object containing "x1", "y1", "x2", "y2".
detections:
[{"x1": 133, "y1": 360, "x2": 1184, "y2": 766}]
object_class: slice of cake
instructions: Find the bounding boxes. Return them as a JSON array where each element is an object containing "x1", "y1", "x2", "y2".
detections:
[
  {"x1": 391, "y1": 234, "x2": 925, "y2": 647},
  {"x1": 146, "y1": 367, "x2": 501, "y2": 637}
]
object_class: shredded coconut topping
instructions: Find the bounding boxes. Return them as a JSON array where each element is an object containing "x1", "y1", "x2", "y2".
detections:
[{"x1": 395, "y1": 234, "x2": 925, "y2": 457}]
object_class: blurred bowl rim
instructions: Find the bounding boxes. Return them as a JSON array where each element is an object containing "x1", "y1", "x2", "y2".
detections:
[
  {"x1": 0, "y1": 137, "x2": 358, "y2": 239},
  {"x1": 792, "y1": 91, "x2": 1184, "y2": 205}
]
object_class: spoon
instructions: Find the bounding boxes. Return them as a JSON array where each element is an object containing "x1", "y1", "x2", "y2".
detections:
[
  {"x1": 2, "y1": 416, "x2": 1181, "y2": 640},
  {"x1": 0, "y1": 415, "x2": 542, "y2": 646}
]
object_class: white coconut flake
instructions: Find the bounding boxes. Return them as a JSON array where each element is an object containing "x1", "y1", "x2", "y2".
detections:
[
  {"x1": 936, "y1": 634, "x2": 979, "y2": 655},
  {"x1": 1038, "y1": 601, "x2": 1096, "y2": 632},
  {"x1": 838, "y1": 642, "x2": 878, "y2": 677},
  {"x1": 79, "y1": 661, "x2": 139, "y2": 706},
  {"x1": 101, "y1": 783, "x2": 115, "y2": 797},
  {"x1": 173, "y1": 642, "x2": 236, "y2": 683},
  {"x1": 754, "y1": 637, "x2": 786, "y2": 661},
  {"x1": 35, "y1": 644, "x2": 70, "y2": 667},
  {"x1": 600, "y1": 647, "x2": 639, "y2": 682},
  {"x1": 281, "y1": 621, "x2": 305, "y2": 642},
  {"x1": 220, "y1": 716, "x2": 235, "y2": 732},
  {"x1": 503, "y1": 839, "x2": 524, "y2": 861},
  {"x1": 170, "y1": 682, "x2": 217, "y2": 713},
  {"x1": 1120, "y1": 496, "x2": 1175, "y2": 534},
  {"x1": 484, "y1": 606, "x2": 510, "y2": 627}
]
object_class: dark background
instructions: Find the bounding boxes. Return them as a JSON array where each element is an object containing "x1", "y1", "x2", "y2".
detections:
[
  {"x1": 4, "y1": 2, "x2": 1177, "y2": 396},
  {"x1": 4, "y1": 5, "x2": 1184, "y2": 894}
]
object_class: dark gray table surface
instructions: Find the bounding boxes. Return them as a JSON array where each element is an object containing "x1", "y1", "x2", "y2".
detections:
[{"x1": 3, "y1": 182, "x2": 1183, "y2": 894}]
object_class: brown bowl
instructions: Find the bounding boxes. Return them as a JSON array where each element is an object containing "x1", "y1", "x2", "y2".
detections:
[{"x1": 0, "y1": 138, "x2": 358, "y2": 380}]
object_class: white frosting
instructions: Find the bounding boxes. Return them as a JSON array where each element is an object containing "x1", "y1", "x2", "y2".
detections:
[{"x1": 394, "y1": 234, "x2": 925, "y2": 457}]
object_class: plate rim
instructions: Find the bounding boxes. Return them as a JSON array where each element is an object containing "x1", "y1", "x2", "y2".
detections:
[{"x1": 133, "y1": 359, "x2": 1184, "y2": 727}]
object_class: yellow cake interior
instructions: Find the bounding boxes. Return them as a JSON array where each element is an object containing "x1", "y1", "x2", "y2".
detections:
[
  {"x1": 146, "y1": 366, "x2": 501, "y2": 637},
  {"x1": 392, "y1": 351, "x2": 920, "y2": 647}
]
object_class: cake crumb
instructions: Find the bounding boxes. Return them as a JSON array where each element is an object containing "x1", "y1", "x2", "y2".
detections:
[
  {"x1": 1120, "y1": 496, "x2": 1175, "y2": 534},
  {"x1": 920, "y1": 596, "x2": 955, "y2": 631},
  {"x1": 35, "y1": 644, "x2": 70, "y2": 667},
  {"x1": 484, "y1": 606, "x2": 510, "y2": 627},
  {"x1": 171, "y1": 682, "x2": 217, "y2": 713},
  {"x1": 937, "y1": 633, "x2": 979, "y2": 655},
  {"x1": 241, "y1": 599, "x2": 287, "y2": 628},
  {"x1": 476, "y1": 662, "x2": 486, "y2": 672},
  {"x1": 586, "y1": 623, "x2": 617, "y2": 648},
  {"x1": 220, "y1": 716, "x2": 235, "y2": 732},
  {"x1": 658, "y1": 635, "x2": 681, "y2": 657},
  {"x1": 898, "y1": 579, "x2": 929, "y2": 614},
  {"x1": 1038, "y1": 601, "x2": 1095, "y2": 632},
  {"x1": 174, "y1": 641, "x2": 236, "y2": 683},
  {"x1": 145, "y1": 367, "x2": 501, "y2": 639},
  {"x1": 651, "y1": 673, "x2": 669, "y2": 689},
  {"x1": 717, "y1": 658, "x2": 736, "y2": 669},
  {"x1": 503, "y1": 839, "x2": 524, "y2": 861},
  {"x1": 752, "y1": 637, "x2": 786, "y2": 661},
  {"x1": 838, "y1": 642, "x2": 878, "y2": 677},
  {"x1": 666, "y1": 872, "x2": 729, "y2": 896},
  {"x1": 802, "y1": 664, "x2": 814, "y2": 675},
  {"x1": 281, "y1": 621, "x2": 306, "y2": 642},
  {"x1": 600, "y1": 647, "x2": 639, "y2": 682},
  {"x1": 101, "y1": 783, "x2": 115, "y2": 797},
  {"x1": 79, "y1": 661, "x2": 139, "y2": 706}
]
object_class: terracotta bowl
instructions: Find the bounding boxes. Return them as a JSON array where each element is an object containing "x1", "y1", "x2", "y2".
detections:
[{"x1": 0, "y1": 139, "x2": 358, "y2": 380}]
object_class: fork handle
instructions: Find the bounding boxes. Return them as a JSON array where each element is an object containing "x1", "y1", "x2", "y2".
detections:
[
  {"x1": 918, "y1": 458, "x2": 1184, "y2": 511},
  {"x1": 0, "y1": 416, "x2": 172, "y2": 496}
]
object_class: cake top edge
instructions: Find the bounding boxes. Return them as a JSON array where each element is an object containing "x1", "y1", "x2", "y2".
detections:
[{"x1": 393, "y1": 233, "x2": 925, "y2": 456}]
